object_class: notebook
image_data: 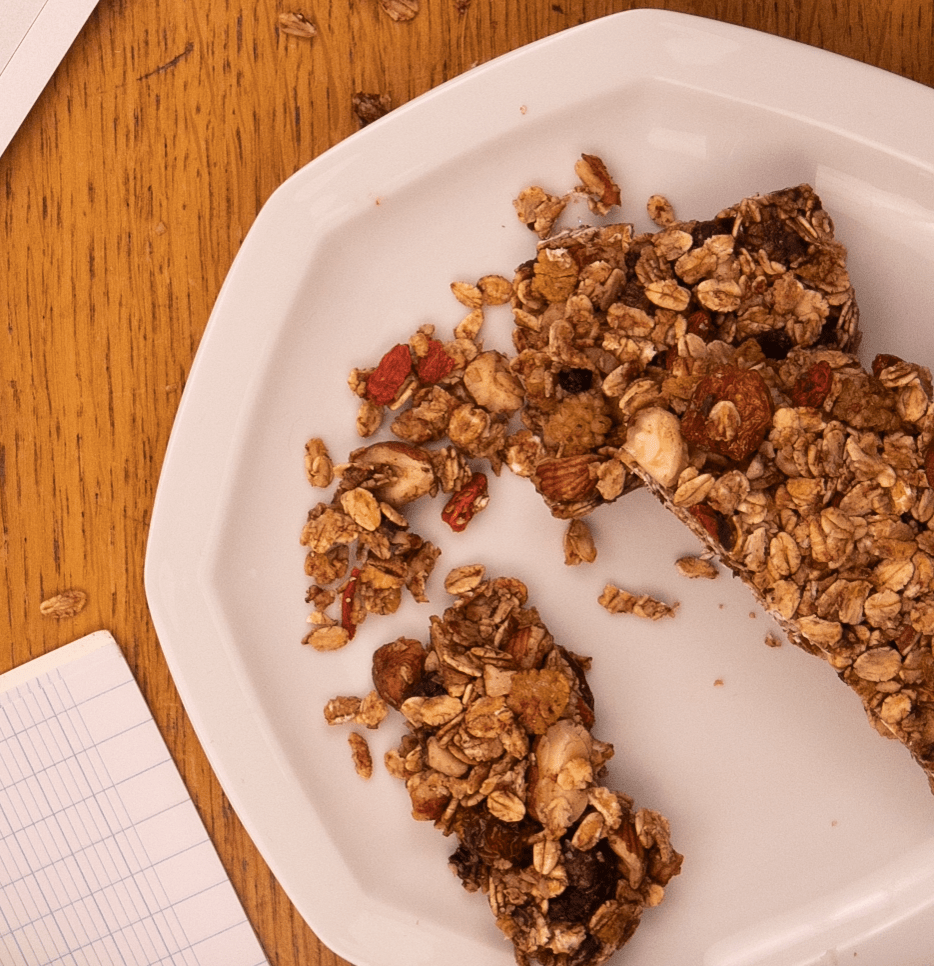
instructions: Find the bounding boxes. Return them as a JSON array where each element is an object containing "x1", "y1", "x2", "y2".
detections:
[
  {"x1": 0, "y1": 630, "x2": 270, "y2": 966},
  {"x1": 0, "y1": 0, "x2": 99, "y2": 158}
]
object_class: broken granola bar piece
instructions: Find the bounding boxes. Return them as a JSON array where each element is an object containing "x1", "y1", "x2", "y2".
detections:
[
  {"x1": 383, "y1": 573, "x2": 682, "y2": 966},
  {"x1": 617, "y1": 345, "x2": 934, "y2": 795},
  {"x1": 506, "y1": 181, "x2": 859, "y2": 519}
]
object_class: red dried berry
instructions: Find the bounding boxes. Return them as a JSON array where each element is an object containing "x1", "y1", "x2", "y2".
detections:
[
  {"x1": 366, "y1": 344, "x2": 412, "y2": 405},
  {"x1": 681, "y1": 365, "x2": 773, "y2": 462},
  {"x1": 442, "y1": 472, "x2": 489, "y2": 532},
  {"x1": 791, "y1": 360, "x2": 833, "y2": 408},
  {"x1": 416, "y1": 340, "x2": 456, "y2": 384}
]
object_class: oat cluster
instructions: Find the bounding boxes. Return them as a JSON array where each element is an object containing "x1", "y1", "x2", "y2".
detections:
[
  {"x1": 379, "y1": 568, "x2": 682, "y2": 966},
  {"x1": 300, "y1": 156, "x2": 934, "y2": 965}
]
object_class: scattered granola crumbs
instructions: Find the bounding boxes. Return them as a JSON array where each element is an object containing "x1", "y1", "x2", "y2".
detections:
[
  {"x1": 277, "y1": 11, "x2": 317, "y2": 38},
  {"x1": 674, "y1": 555, "x2": 718, "y2": 579},
  {"x1": 647, "y1": 193, "x2": 676, "y2": 226},
  {"x1": 598, "y1": 584, "x2": 679, "y2": 620},
  {"x1": 348, "y1": 732, "x2": 373, "y2": 778},
  {"x1": 764, "y1": 632, "x2": 783, "y2": 648},
  {"x1": 39, "y1": 589, "x2": 87, "y2": 619},
  {"x1": 713, "y1": 678, "x2": 724, "y2": 687},
  {"x1": 324, "y1": 695, "x2": 361, "y2": 725},
  {"x1": 303, "y1": 624, "x2": 351, "y2": 651}
]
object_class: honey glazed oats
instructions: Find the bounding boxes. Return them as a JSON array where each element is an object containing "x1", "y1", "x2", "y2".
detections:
[
  {"x1": 379, "y1": 571, "x2": 683, "y2": 966},
  {"x1": 301, "y1": 155, "x2": 934, "y2": 963}
]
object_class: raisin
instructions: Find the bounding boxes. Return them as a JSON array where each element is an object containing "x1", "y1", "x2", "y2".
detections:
[
  {"x1": 547, "y1": 840, "x2": 618, "y2": 924},
  {"x1": 755, "y1": 329, "x2": 794, "y2": 360},
  {"x1": 558, "y1": 368, "x2": 594, "y2": 394}
]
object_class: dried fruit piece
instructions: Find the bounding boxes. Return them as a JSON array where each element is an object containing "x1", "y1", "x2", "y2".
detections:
[
  {"x1": 791, "y1": 360, "x2": 833, "y2": 408},
  {"x1": 441, "y1": 472, "x2": 489, "y2": 531},
  {"x1": 372, "y1": 637, "x2": 426, "y2": 708},
  {"x1": 366, "y1": 344, "x2": 412, "y2": 405},
  {"x1": 416, "y1": 340, "x2": 456, "y2": 384},
  {"x1": 681, "y1": 365, "x2": 773, "y2": 462}
]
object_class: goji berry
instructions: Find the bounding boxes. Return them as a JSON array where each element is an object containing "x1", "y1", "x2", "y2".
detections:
[
  {"x1": 366, "y1": 344, "x2": 412, "y2": 405},
  {"x1": 442, "y1": 473, "x2": 489, "y2": 532},
  {"x1": 416, "y1": 340, "x2": 456, "y2": 385}
]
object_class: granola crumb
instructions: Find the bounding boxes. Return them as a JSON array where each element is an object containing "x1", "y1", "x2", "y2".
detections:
[
  {"x1": 598, "y1": 583, "x2": 679, "y2": 620},
  {"x1": 348, "y1": 732, "x2": 373, "y2": 779},
  {"x1": 674, "y1": 555, "x2": 718, "y2": 579},
  {"x1": 277, "y1": 11, "x2": 317, "y2": 38},
  {"x1": 39, "y1": 590, "x2": 87, "y2": 619},
  {"x1": 352, "y1": 92, "x2": 392, "y2": 126},
  {"x1": 377, "y1": 0, "x2": 419, "y2": 21}
]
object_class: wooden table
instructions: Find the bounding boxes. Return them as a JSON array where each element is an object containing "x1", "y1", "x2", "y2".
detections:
[{"x1": 1, "y1": 1, "x2": 931, "y2": 963}]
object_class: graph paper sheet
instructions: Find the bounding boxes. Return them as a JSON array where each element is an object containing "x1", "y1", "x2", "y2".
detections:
[{"x1": 0, "y1": 630, "x2": 270, "y2": 966}]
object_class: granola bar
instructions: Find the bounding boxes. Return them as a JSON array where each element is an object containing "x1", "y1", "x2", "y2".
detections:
[
  {"x1": 379, "y1": 569, "x2": 682, "y2": 966},
  {"x1": 619, "y1": 345, "x2": 934, "y2": 795},
  {"x1": 491, "y1": 171, "x2": 934, "y2": 794}
]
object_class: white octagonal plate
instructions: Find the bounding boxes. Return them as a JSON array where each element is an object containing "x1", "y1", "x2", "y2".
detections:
[{"x1": 145, "y1": 10, "x2": 934, "y2": 966}]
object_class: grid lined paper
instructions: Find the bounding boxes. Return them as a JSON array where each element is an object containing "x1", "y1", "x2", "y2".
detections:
[{"x1": 0, "y1": 631, "x2": 269, "y2": 966}]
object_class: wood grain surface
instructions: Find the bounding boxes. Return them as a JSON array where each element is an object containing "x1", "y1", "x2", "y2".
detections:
[{"x1": 1, "y1": 1, "x2": 931, "y2": 963}]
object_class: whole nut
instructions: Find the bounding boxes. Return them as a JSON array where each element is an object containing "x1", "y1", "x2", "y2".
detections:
[
  {"x1": 533, "y1": 455, "x2": 600, "y2": 503},
  {"x1": 622, "y1": 407, "x2": 688, "y2": 488},
  {"x1": 353, "y1": 441, "x2": 437, "y2": 506},
  {"x1": 372, "y1": 637, "x2": 426, "y2": 708}
]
